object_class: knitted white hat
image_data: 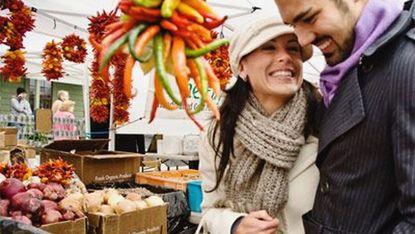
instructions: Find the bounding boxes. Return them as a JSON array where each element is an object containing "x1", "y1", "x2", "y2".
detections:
[{"x1": 229, "y1": 16, "x2": 312, "y2": 76}]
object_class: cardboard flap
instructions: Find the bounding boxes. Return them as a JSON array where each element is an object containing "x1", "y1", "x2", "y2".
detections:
[
  {"x1": 43, "y1": 139, "x2": 109, "y2": 152},
  {"x1": 82, "y1": 152, "x2": 143, "y2": 159},
  {"x1": 0, "y1": 127, "x2": 18, "y2": 134}
]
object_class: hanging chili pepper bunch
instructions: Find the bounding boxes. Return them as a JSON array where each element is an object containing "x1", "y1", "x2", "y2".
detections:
[
  {"x1": 1, "y1": 50, "x2": 27, "y2": 82},
  {"x1": 41, "y1": 40, "x2": 64, "y2": 80},
  {"x1": 88, "y1": 11, "x2": 119, "y2": 123},
  {"x1": 0, "y1": 0, "x2": 35, "y2": 83},
  {"x1": 204, "y1": 31, "x2": 231, "y2": 90},
  {"x1": 61, "y1": 34, "x2": 88, "y2": 63},
  {"x1": 111, "y1": 53, "x2": 130, "y2": 125},
  {"x1": 33, "y1": 158, "x2": 75, "y2": 186},
  {"x1": 98, "y1": 0, "x2": 228, "y2": 130}
]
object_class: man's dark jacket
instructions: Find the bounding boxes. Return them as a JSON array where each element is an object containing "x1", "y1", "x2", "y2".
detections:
[{"x1": 303, "y1": 2, "x2": 415, "y2": 233}]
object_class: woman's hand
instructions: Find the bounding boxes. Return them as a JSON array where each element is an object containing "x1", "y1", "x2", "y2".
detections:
[{"x1": 234, "y1": 210, "x2": 279, "y2": 234}]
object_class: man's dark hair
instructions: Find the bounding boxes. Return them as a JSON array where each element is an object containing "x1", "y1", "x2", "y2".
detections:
[{"x1": 16, "y1": 87, "x2": 27, "y2": 96}]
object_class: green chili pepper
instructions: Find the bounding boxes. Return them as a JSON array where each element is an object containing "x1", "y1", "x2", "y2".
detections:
[
  {"x1": 185, "y1": 38, "x2": 229, "y2": 58},
  {"x1": 154, "y1": 33, "x2": 182, "y2": 105},
  {"x1": 133, "y1": 0, "x2": 162, "y2": 8},
  {"x1": 128, "y1": 24, "x2": 153, "y2": 62},
  {"x1": 190, "y1": 58, "x2": 207, "y2": 114},
  {"x1": 161, "y1": 0, "x2": 181, "y2": 18},
  {"x1": 99, "y1": 33, "x2": 129, "y2": 72}
]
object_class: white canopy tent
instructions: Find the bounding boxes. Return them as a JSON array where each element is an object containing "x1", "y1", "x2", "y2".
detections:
[{"x1": 1, "y1": 0, "x2": 329, "y2": 139}]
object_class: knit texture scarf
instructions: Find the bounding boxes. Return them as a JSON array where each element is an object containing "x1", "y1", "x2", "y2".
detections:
[
  {"x1": 320, "y1": 0, "x2": 402, "y2": 107},
  {"x1": 218, "y1": 89, "x2": 307, "y2": 230}
]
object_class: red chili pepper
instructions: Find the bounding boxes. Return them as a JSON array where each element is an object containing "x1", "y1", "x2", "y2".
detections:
[
  {"x1": 171, "y1": 11, "x2": 192, "y2": 28},
  {"x1": 129, "y1": 6, "x2": 161, "y2": 18},
  {"x1": 202, "y1": 16, "x2": 228, "y2": 30}
]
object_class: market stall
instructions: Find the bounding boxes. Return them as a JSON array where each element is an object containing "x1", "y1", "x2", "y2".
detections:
[{"x1": 0, "y1": 0, "x2": 328, "y2": 233}]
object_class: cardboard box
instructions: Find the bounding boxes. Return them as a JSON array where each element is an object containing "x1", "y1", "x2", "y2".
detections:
[
  {"x1": 41, "y1": 139, "x2": 142, "y2": 185},
  {"x1": 87, "y1": 204, "x2": 167, "y2": 234},
  {"x1": 41, "y1": 217, "x2": 86, "y2": 234},
  {"x1": 17, "y1": 144, "x2": 36, "y2": 158},
  {"x1": 0, "y1": 131, "x2": 5, "y2": 148},
  {"x1": 0, "y1": 128, "x2": 18, "y2": 147},
  {"x1": 0, "y1": 150, "x2": 9, "y2": 164},
  {"x1": 36, "y1": 108, "x2": 52, "y2": 133}
]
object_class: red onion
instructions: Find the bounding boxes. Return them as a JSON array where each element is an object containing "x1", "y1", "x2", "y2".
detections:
[
  {"x1": 0, "y1": 178, "x2": 26, "y2": 199},
  {"x1": 27, "y1": 183, "x2": 46, "y2": 192},
  {"x1": 41, "y1": 209, "x2": 62, "y2": 224},
  {"x1": 42, "y1": 200, "x2": 59, "y2": 211},
  {"x1": 9, "y1": 210, "x2": 22, "y2": 217},
  {"x1": 0, "y1": 199, "x2": 10, "y2": 216},
  {"x1": 22, "y1": 198, "x2": 44, "y2": 214},
  {"x1": 26, "y1": 188, "x2": 43, "y2": 200},
  {"x1": 12, "y1": 215, "x2": 32, "y2": 225},
  {"x1": 11, "y1": 192, "x2": 32, "y2": 210},
  {"x1": 43, "y1": 183, "x2": 65, "y2": 201},
  {"x1": 61, "y1": 210, "x2": 75, "y2": 221}
]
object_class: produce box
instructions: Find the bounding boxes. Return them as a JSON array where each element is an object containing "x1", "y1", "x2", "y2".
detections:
[
  {"x1": 0, "y1": 131, "x2": 5, "y2": 148},
  {"x1": 86, "y1": 182, "x2": 190, "y2": 219},
  {"x1": 135, "y1": 169, "x2": 199, "y2": 191},
  {"x1": 41, "y1": 217, "x2": 87, "y2": 234},
  {"x1": 87, "y1": 204, "x2": 167, "y2": 234},
  {"x1": 41, "y1": 140, "x2": 142, "y2": 185},
  {"x1": 0, "y1": 128, "x2": 18, "y2": 147},
  {"x1": 17, "y1": 144, "x2": 36, "y2": 158}
]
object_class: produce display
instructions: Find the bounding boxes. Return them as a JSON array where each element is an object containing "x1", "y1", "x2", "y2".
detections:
[
  {"x1": 0, "y1": 178, "x2": 84, "y2": 226},
  {"x1": 83, "y1": 188, "x2": 164, "y2": 216},
  {"x1": 95, "y1": 0, "x2": 228, "y2": 129},
  {"x1": 33, "y1": 159, "x2": 75, "y2": 186}
]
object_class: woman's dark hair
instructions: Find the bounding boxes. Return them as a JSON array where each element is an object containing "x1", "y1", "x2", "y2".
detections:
[{"x1": 206, "y1": 78, "x2": 321, "y2": 192}]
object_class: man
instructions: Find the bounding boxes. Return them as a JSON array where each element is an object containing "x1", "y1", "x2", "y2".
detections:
[
  {"x1": 10, "y1": 87, "x2": 32, "y2": 140},
  {"x1": 274, "y1": 0, "x2": 415, "y2": 233},
  {"x1": 11, "y1": 87, "x2": 32, "y2": 117}
]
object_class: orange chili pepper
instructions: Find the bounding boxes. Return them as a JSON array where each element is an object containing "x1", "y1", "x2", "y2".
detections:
[
  {"x1": 123, "y1": 56, "x2": 135, "y2": 98},
  {"x1": 163, "y1": 33, "x2": 172, "y2": 61},
  {"x1": 172, "y1": 36, "x2": 190, "y2": 98},
  {"x1": 184, "y1": 38, "x2": 198, "y2": 50},
  {"x1": 188, "y1": 23, "x2": 212, "y2": 42},
  {"x1": 189, "y1": 33, "x2": 205, "y2": 48},
  {"x1": 182, "y1": 0, "x2": 220, "y2": 20},
  {"x1": 204, "y1": 61, "x2": 221, "y2": 96},
  {"x1": 160, "y1": 19, "x2": 178, "y2": 31},
  {"x1": 123, "y1": 25, "x2": 160, "y2": 98},
  {"x1": 154, "y1": 72, "x2": 178, "y2": 110},
  {"x1": 206, "y1": 95, "x2": 220, "y2": 120}
]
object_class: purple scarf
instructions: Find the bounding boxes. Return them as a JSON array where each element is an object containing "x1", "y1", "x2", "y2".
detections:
[{"x1": 320, "y1": 0, "x2": 402, "y2": 107}]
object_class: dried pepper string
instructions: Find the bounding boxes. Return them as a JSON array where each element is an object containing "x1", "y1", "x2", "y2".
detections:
[
  {"x1": 0, "y1": 0, "x2": 34, "y2": 82},
  {"x1": 98, "y1": 0, "x2": 228, "y2": 130}
]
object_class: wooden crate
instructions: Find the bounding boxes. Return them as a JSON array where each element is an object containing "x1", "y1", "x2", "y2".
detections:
[{"x1": 135, "y1": 169, "x2": 199, "y2": 191}]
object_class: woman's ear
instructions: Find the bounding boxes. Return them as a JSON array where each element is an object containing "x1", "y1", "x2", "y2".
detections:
[{"x1": 238, "y1": 63, "x2": 248, "y2": 81}]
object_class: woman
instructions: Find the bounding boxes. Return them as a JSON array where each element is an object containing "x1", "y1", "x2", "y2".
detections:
[
  {"x1": 51, "y1": 90, "x2": 69, "y2": 114},
  {"x1": 53, "y1": 100, "x2": 77, "y2": 140},
  {"x1": 198, "y1": 16, "x2": 320, "y2": 234}
]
